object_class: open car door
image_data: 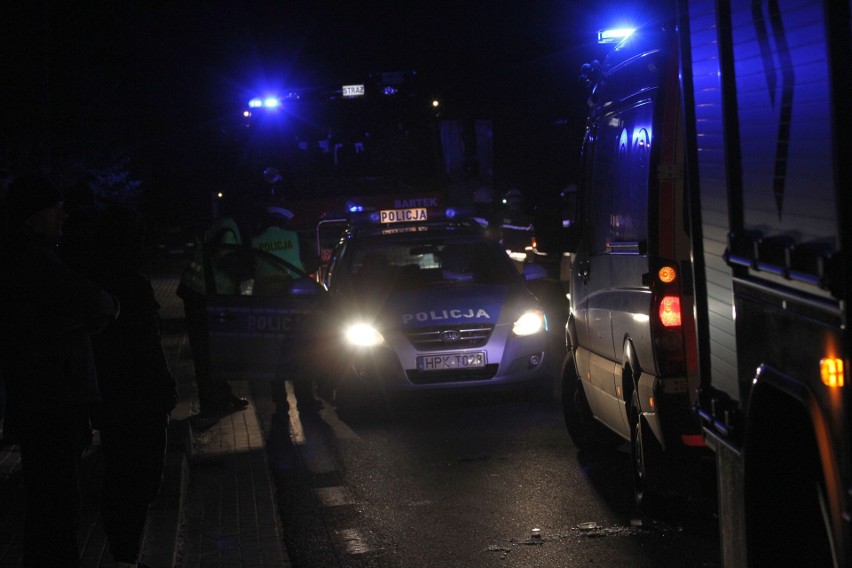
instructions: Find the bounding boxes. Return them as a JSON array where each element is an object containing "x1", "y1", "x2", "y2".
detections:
[{"x1": 203, "y1": 243, "x2": 325, "y2": 381}]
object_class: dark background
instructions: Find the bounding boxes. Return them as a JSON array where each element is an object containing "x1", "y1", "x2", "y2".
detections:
[{"x1": 0, "y1": 1, "x2": 673, "y2": 233}]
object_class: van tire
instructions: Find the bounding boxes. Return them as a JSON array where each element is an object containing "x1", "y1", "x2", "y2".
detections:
[
  {"x1": 630, "y1": 389, "x2": 665, "y2": 511},
  {"x1": 562, "y1": 356, "x2": 622, "y2": 452}
]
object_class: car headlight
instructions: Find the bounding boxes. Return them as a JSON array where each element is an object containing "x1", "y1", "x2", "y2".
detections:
[
  {"x1": 513, "y1": 309, "x2": 545, "y2": 336},
  {"x1": 345, "y1": 323, "x2": 385, "y2": 346}
]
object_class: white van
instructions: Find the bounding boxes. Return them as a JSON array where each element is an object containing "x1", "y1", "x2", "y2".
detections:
[{"x1": 560, "y1": 25, "x2": 704, "y2": 510}]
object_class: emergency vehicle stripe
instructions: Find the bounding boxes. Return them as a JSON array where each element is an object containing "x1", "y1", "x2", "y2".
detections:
[{"x1": 657, "y1": 34, "x2": 680, "y2": 259}]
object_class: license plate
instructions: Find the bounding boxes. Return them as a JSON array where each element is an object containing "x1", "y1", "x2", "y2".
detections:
[
  {"x1": 379, "y1": 207, "x2": 427, "y2": 224},
  {"x1": 416, "y1": 352, "x2": 486, "y2": 371}
]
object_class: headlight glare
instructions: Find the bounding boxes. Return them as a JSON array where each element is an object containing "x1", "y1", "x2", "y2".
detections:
[
  {"x1": 345, "y1": 323, "x2": 384, "y2": 346},
  {"x1": 513, "y1": 309, "x2": 545, "y2": 336}
]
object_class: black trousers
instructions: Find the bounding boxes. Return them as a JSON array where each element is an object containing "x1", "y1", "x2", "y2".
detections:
[
  {"x1": 19, "y1": 405, "x2": 91, "y2": 568},
  {"x1": 99, "y1": 411, "x2": 169, "y2": 564},
  {"x1": 180, "y1": 289, "x2": 235, "y2": 411}
]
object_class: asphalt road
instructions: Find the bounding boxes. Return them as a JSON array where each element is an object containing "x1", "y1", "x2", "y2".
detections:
[{"x1": 251, "y1": 382, "x2": 722, "y2": 568}]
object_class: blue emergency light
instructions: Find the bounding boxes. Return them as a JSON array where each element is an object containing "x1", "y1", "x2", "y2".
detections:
[
  {"x1": 248, "y1": 97, "x2": 282, "y2": 109},
  {"x1": 598, "y1": 27, "x2": 636, "y2": 44}
]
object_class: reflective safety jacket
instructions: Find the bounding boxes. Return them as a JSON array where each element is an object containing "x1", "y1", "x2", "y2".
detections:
[
  {"x1": 178, "y1": 216, "x2": 241, "y2": 296},
  {"x1": 251, "y1": 225, "x2": 304, "y2": 278}
]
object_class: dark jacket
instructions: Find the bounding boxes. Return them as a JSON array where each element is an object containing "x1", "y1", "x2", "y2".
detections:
[
  {"x1": 85, "y1": 205, "x2": 177, "y2": 419},
  {"x1": 0, "y1": 233, "x2": 119, "y2": 416},
  {"x1": 89, "y1": 264, "x2": 177, "y2": 418}
]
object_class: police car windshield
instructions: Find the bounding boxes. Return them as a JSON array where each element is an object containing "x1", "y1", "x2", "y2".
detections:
[{"x1": 347, "y1": 237, "x2": 516, "y2": 291}]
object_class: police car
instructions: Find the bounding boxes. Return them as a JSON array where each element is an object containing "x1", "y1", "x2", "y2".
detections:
[{"x1": 314, "y1": 198, "x2": 554, "y2": 412}]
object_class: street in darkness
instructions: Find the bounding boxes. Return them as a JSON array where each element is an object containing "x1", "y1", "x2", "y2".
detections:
[{"x1": 252, "y1": 383, "x2": 721, "y2": 568}]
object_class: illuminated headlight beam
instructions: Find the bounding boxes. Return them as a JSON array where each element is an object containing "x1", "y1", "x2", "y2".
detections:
[
  {"x1": 513, "y1": 309, "x2": 545, "y2": 336},
  {"x1": 345, "y1": 323, "x2": 384, "y2": 347}
]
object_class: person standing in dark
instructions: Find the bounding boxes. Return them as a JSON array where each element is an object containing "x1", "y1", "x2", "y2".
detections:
[
  {"x1": 86, "y1": 205, "x2": 177, "y2": 568},
  {"x1": 176, "y1": 197, "x2": 248, "y2": 420},
  {"x1": 0, "y1": 174, "x2": 119, "y2": 567},
  {"x1": 250, "y1": 204, "x2": 320, "y2": 413}
]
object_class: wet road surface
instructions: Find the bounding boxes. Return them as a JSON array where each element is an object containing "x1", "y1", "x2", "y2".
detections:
[{"x1": 253, "y1": 383, "x2": 721, "y2": 568}]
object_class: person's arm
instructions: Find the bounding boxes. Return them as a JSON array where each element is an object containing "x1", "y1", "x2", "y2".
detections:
[{"x1": 41, "y1": 251, "x2": 119, "y2": 334}]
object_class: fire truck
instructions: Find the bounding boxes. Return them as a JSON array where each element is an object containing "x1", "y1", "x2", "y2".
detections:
[{"x1": 681, "y1": 1, "x2": 851, "y2": 565}]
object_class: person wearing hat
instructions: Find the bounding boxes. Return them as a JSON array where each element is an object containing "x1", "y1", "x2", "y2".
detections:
[
  {"x1": 0, "y1": 174, "x2": 120, "y2": 567},
  {"x1": 250, "y1": 204, "x2": 320, "y2": 413}
]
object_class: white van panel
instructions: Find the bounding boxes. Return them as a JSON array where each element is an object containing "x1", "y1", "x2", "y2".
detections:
[{"x1": 581, "y1": 348, "x2": 629, "y2": 440}]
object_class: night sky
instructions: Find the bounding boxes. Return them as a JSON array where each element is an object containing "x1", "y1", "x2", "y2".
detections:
[{"x1": 1, "y1": 1, "x2": 673, "y2": 227}]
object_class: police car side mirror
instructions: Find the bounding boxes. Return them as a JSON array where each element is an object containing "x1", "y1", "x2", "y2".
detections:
[
  {"x1": 290, "y1": 277, "x2": 321, "y2": 296},
  {"x1": 523, "y1": 262, "x2": 548, "y2": 281}
]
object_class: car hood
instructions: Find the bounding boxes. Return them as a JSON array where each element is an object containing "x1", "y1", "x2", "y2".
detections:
[
  {"x1": 334, "y1": 282, "x2": 540, "y2": 331},
  {"x1": 386, "y1": 285, "x2": 509, "y2": 329}
]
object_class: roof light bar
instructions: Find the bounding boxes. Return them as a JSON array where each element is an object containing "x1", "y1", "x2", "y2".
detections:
[
  {"x1": 598, "y1": 27, "x2": 636, "y2": 44},
  {"x1": 248, "y1": 97, "x2": 282, "y2": 109}
]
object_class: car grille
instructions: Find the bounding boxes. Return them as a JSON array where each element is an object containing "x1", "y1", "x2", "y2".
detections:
[
  {"x1": 403, "y1": 324, "x2": 494, "y2": 350},
  {"x1": 406, "y1": 364, "x2": 499, "y2": 384}
]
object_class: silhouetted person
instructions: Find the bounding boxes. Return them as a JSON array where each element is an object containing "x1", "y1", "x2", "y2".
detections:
[
  {"x1": 0, "y1": 174, "x2": 119, "y2": 567},
  {"x1": 59, "y1": 175, "x2": 100, "y2": 274},
  {"x1": 86, "y1": 205, "x2": 177, "y2": 568},
  {"x1": 176, "y1": 198, "x2": 248, "y2": 420}
]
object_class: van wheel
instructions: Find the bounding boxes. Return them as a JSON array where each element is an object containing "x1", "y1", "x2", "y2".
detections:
[
  {"x1": 630, "y1": 389, "x2": 665, "y2": 511},
  {"x1": 562, "y1": 357, "x2": 622, "y2": 451}
]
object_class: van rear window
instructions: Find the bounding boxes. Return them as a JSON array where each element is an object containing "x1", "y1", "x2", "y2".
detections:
[{"x1": 590, "y1": 99, "x2": 653, "y2": 252}]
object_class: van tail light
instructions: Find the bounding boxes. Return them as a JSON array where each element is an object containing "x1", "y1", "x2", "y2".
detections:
[
  {"x1": 652, "y1": 263, "x2": 686, "y2": 375},
  {"x1": 659, "y1": 295, "x2": 682, "y2": 327}
]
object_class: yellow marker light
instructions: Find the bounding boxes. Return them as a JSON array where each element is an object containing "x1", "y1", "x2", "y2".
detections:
[
  {"x1": 821, "y1": 358, "x2": 844, "y2": 388},
  {"x1": 658, "y1": 266, "x2": 677, "y2": 283}
]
